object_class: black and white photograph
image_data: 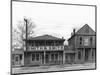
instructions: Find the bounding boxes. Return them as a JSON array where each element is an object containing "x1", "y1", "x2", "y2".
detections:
[{"x1": 11, "y1": 0, "x2": 96, "y2": 74}]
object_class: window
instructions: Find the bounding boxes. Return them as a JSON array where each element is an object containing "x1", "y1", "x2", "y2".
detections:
[
  {"x1": 15, "y1": 56, "x2": 19, "y2": 62},
  {"x1": 80, "y1": 37, "x2": 82, "y2": 45},
  {"x1": 90, "y1": 37, "x2": 93, "y2": 45},
  {"x1": 84, "y1": 37, "x2": 89, "y2": 46},
  {"x1": 20, "y1": 55, "x2": 22, "y2": 60},
  {"x1": 32, "y1": 53, "x2": 35, "y2": 61},
  {"x1": 32, "y1": 44, "x2": 34, "y2": 46},
  {"x1": 32, "y1": 53, "x2": 40, "y2": 61},
  {"x1": 51, "y1": 54, "x2": 54, "y2": 61},
  {"x1": 78, "y1": 51, "x2": 81, "y2": 59},
  {"x1": 55, "y1": 54, "x2": 58, "y2": 61},
  {"x1": 12, "y1": 54, "x2": 14, "y2": 60},
  {"x1": 36, "y1": 54, "x2": 39, "y2": 61}
]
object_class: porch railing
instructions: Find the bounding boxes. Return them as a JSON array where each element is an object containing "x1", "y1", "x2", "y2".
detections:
[{"x1": 27, "y1": 46, "x2": 64, "y2": 51}]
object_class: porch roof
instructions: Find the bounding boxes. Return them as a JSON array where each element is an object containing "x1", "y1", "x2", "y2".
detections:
[
  {"x1": 64, "y1": 50, "x2": 77, "y2": 53},
  {"x1": 12, "y1": 49, "x2": 23, "y2": 54}
]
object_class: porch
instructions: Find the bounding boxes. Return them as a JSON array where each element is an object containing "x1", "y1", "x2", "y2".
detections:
[
  {"x1": 24, "y1": 51, "x2": 63, "y2": 66},
  {"x1": 76, "y1": 48, "x2": 96, "y2": 63}
]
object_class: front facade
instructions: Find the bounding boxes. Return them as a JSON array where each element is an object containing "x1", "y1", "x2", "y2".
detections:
[
  {"x1": 68, "y1": 24, "x2": 96, "y2": 63},
  {"x1": 23, "y1": 35, "x2": 65, "y2": 66},
  {"x1": 12, "y1": 49, "x2": 23, "y2": 66},
  {"x1": 12, "y1": 24, "x2": 96, "y2": 66}
]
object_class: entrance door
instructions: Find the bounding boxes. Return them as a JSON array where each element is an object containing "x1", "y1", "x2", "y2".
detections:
[
  {"x1": 85, "y1": 49, "x2": 90, "y2": 61},
  {"x1": 50, "y1": 53, "x2": 59, "y2": 64},
  {"x1": 46, "y1": 54, "x2": 49, "y2": 64},
  {"x1": 31, "y1": 53, "x2": 41, "y2": 65},
  {"x1": 14, "y1": 55, "x2": 20, "y2": 65}
]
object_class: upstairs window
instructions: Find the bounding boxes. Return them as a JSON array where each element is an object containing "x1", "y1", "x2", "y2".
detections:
[
  {"x1": 90, "y1": 37, "x2": 93, "y2": 45},
  {"x1": 80, "y1": 37, "x2": 82, "y2": 45},
  {"x1": 84, "y1": 37, "x2": 89, "y2": 46}
]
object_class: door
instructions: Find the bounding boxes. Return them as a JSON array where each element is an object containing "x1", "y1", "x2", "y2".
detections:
[
  {"x1": 46, "y1": 54, "x2": 49, "y2": 64},
  {"x1": 85, "y1": 49, "x2": 90, "y2": 61},
  {"x1": 31, "y1": 53, "x2": 41, "y2": 65},
  {"x1": 14, "y1": 55, "x2": 20, "y2": 65}
]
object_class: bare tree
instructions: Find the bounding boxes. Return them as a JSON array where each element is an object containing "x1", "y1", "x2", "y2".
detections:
[{"x1": 12, "y1": 18, "x2": 36, "y2": 49}]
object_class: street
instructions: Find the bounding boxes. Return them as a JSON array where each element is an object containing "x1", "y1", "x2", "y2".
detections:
[{"x1": 12, "y1": 63, "x2": 96, "y2": 74}]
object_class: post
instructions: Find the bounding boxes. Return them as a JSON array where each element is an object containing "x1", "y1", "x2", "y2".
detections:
[
  {"x1": 82, "y1": 48, "x2": 85, "y2": 63},
  {"x1": 44, "y1": 51, "x2": 46, "y2": 64},
  {"x1": 63, "y1": 51, "x2": 65, "y2": 64},
  {"x1": 24, "y1": 18, "x2": 28, "y2": 51},
  {"x1": 89, "y1": 48, "x2": 93, "y2": 62},
  {"x1": 75, "y1": 49, "x2": 78, "y2": 64},
  {"x1": 24, "y1": 18, "x2": 28, "y2": 66},
  {"x1": 22, "y1": 52, "x2": 24, "y2": 66}
]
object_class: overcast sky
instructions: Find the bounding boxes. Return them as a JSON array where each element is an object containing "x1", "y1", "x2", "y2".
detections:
[{"x1": 12, "y1": 1, "x2": 95, "y2": 44}]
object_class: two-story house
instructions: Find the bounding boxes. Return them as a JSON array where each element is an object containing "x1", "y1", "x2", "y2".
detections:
[
  {"x1": 68, "y1": 24, "x2": 96, "y2": 63},
  {"x1": 23, "y1": 35, "x2": 65, "y2": 66}
]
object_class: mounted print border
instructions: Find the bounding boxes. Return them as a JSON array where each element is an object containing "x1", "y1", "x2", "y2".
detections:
[{"x1": 11, "y1": 0, "x2": 97, "y2": 75}]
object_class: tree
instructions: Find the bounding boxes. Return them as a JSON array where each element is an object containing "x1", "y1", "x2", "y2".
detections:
[{"x1": 12, "y1": 18, "x2": 36, "y2": 49}]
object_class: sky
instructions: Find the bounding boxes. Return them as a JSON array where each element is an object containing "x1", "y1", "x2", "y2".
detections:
[{"x1": 12, "y1": 1, "x2": 95, "y2": 45}]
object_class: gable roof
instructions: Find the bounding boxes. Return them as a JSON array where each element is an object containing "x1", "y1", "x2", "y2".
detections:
[
  {"x1": 68, "y1": 24, "x2": 96, "y2": 41},
  {"x1": 25, "y1": 34, "x2": 65, "y2": 41},
  {"x1": 75, "y1": 24, "x2": 95, "y2": 35}
]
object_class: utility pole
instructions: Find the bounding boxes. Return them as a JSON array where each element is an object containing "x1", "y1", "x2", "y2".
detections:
[{"x1": 24, "y1": 18, "x2": 28, "y2": 51}]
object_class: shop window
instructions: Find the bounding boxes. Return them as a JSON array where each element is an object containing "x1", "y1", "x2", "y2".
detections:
[
  {"x1": 36, "y1": 54, "x2": 39, "y2": 61},
  {"x1": 55, "y1": 54, "x2": 58, "y2": 61},
  {"x1": 51, "y1": 54, "x2": 54, "y2": 61}
]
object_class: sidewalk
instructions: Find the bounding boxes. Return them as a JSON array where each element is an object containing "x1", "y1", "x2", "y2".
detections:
[{"x1": 12, "y1": 63, "x2": 96, "y2": 74}]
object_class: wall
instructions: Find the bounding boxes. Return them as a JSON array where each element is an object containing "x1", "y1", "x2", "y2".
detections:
[{"x1": 75, "y1": 35, "x2": 96, "y2": 48}]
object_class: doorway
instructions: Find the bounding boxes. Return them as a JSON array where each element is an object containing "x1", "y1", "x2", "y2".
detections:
[
  {"x1": 14, "y1": 55, "x2": 20, "y2": 65},
  {"x1": 85, "y1": 49, "x2": 90, "y2": 61}
]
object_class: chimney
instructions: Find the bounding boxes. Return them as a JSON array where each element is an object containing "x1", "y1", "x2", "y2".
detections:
[
  {"x1": 71, "y1": 32, "x2": 73, "y2": 36},
  {"x1": 73, "y1": 28, "x2": 75, "y2": 35},
  {"x1": 62, "y1": 37, "x2": 64, "y2": 39}
]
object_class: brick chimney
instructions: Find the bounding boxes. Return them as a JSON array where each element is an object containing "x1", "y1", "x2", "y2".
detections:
[
  {"x1": 73, "y1": 28, "x2": 75, "y2": 35},
  {"x1": 62, "y1": 37, "x2": 64, "y2": 39}
]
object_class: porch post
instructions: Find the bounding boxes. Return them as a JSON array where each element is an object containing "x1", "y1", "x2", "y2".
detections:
[
  {"x1": 63, "y1": 51, "x2": 65, "y2": 64},
  {"x1": 44, "y1": 51, "x2": 46, "y2": 64},
  {"x1": 22, "y1": 52, "x2": 24, "y2": 66},
  {"x1": 75, "y1": 49, "x2": 78, "y2": 64},
  {"x1": 89, "y1": 48, "x2": 93, "y2": 62},
  {"x1": 58, "y1": 52, "x2": 59, "y2": 63},
  {"x1": 82, "y1": 48, "x2": 85, "y2": 63}
]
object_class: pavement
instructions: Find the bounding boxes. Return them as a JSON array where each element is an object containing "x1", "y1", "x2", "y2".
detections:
[{"x1": 12, "y1": 63, "x2": 96, "y2": 74}]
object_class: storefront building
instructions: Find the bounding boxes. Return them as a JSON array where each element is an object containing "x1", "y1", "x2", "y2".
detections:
[
  {"x1": 12, "y1": 24, "x2": 96, "y2": 66},
  {"x1": 23, "y1": 35, "x2": 65, "y2": 66},
  {"x1": 68, "y1": 24, "x2": 96, "y2": 63}
]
